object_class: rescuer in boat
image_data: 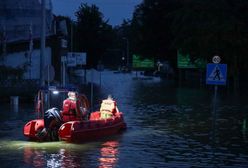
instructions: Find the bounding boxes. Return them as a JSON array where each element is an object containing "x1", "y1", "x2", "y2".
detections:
[
  {"x1": 36, "y1": 107, "x2": 63, "y2": 141},
  {"x1": 61, "y1": 91, "x2": 87, "y2": 122},
  {"x1": 100, "y1": 95, "x2": 119, "y2": 119}
]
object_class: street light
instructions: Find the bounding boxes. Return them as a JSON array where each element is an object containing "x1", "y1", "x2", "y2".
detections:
[{"x1": 122, "y1": 37, "x2": 129, "y2": 68}]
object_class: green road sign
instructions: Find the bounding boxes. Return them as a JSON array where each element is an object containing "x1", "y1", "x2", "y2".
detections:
[
  {"x1": 132, "y1": 54, "x2": 154, "y2": 69},
  {"x1": 177, "y1": 50, "x2": 206, "y2": 69}
]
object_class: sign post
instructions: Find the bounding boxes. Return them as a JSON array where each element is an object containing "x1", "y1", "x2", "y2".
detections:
[
  {"x1": 61, "y1": 56, "x2": 66, "y2": 87},
  {"x1": 206, "y1": 56, "x2": 227, "y2": 149},
  {"x1": 91, "y1": 69, "x2": 94, "y2": 111},
  {"x1": 206, "y1": 55, "x2": 227, "y2": 108},
  {"x1": 206, "y1": 56, "x2": 227, "y2": 110}
]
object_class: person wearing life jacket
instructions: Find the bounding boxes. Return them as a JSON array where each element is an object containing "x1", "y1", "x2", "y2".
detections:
[
  {"x1": 100, "y1": 95, "x2": 119, "y2": 119},
  {"x1": 62, "y1": 91, "x2": 82, "y2": 122}
]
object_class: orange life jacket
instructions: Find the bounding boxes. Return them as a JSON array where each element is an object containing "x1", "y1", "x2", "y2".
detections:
[{"x1": 100, "y1": 99, "x2": 117, "y2": 119}]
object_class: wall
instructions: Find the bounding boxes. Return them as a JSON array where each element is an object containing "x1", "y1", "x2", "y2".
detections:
[{"x1": 3, "y1": 47, "x2": 51, "y2": 79}]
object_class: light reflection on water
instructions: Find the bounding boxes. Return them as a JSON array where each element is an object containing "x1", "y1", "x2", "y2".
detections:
[
  {"x1": 0, "y1": 139, "x2": 120, "y2": 168},
  {"x1": 22, "y1": 142, "x2": 91, "y2": 168},
  {"x1": 0, "y1": 71, "x2": 248, "y2": 167},
  {"x1": 98, "y1": 141, "x2": 119, "y2": 168}
]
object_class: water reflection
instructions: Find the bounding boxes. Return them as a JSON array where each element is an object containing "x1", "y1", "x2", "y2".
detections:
[
  {"x1": 98, "y1": 141, "x2": 119, "y2": 168},
  {"x1": 24, "y1": 147, "x2": 82, "y2": 168},
  {"x1": 22, "y1": 140, "x2": 120, "y2": 168},
  {"x1": 22, "y1": 142, "x2": 88, "y2": 168},
  {"x1": 24, "y1": 147, "x2": 46, "y2": 167}
]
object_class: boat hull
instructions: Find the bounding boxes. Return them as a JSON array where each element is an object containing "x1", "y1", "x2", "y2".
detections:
[
  {"x1": 58, "y1": 111, "x2": 127, "y2": 143},
  {"x1": 23, "y1": 112, "x2": 127, "y2": 142},
  {"x1": 23, "y1": 119, "x2": 45, "y2": 141}
]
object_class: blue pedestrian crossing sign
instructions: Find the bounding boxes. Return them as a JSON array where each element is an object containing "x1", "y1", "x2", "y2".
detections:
[{"x1": 206, "y1": 63, "x2": 227, "y2": 85}]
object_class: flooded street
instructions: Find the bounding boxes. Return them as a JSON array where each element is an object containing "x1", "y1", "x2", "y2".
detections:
[{"x1": 0, "y1": 70, "x2": 248, "y2": 168}]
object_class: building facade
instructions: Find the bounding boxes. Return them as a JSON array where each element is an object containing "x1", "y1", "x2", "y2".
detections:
[{"x1": 0, "y1": 0, "x2": 68, "y2": 82}]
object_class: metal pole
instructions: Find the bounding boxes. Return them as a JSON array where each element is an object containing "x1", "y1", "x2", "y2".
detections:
[
  {"x1": 63, "y1": 61, "x2": 65, "y2": 86},
  {"x1": 91, "y1": 69, "x2": 94, "y2": 111},
  {"x1": 71, "y1": 21, "x2": 73, "y2": 52},
  {"x1": 40, "y1": 0, "x2": 46, "y2": 86},
  {"x1": 48, "y1": 65, "x2": 50, "y2": 87},
  {"x1": 212, "y1": 85, "x2": 218, "y2": 143},
  {"x1": 29, "y1": 23, "x2": 33, "y2": 79},
  {"x1": 48, "y1": 66, "x2": 50, "y2": 109},
  {"x1": 213, "y1": 85, "x2": 218, "y2": 118},
  {"x1": 211, "y1": 85, "x2": 218, "y2": 161},
  {"x1": 62, "y1": 57, "x2": 66, "y2": 87},
  {"x1": 127, "y1": 39, "x2": 129, "y2": 68},
  {"x1": 212, "y1": 85, "x2": 218, "y2": 135},
  {"x1": 99, "y1": 70, "x2": 102, "y2": 88}
]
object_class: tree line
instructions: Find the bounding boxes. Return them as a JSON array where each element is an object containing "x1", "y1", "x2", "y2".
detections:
[{"x1": 62, "y1": 1, "x2": 248, "y2": 89}]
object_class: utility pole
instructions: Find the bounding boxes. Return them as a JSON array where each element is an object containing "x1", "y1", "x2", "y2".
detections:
[
  {"x1": 40, "y1": 0, "x2": 46, "y2": 86},
  {"x1": 127, "y1": 39, "x2": 129, "y2": 68},
  {"x1": 71, "y1": 21, "x2": 73, "y2": 52}
]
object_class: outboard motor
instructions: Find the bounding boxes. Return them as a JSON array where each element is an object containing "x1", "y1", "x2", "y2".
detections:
[
  {"x1": 44, "y1": 107, "x2": 62, "y2": 128},
  {"x1": 37, "y1": 107, "x2": 62, "y2": 141}
]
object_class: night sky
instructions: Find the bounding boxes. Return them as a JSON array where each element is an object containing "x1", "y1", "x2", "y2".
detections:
[{"x1": 52, "y1": 0, "x2": 142, "y2": 26}]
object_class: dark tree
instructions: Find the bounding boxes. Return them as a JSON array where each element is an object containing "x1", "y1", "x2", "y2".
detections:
[
  {"x1": 128, "y1": 0, "x2": 248, "y2": 89},
  {"x1": 75, "y1": 3, "x2": 114, "y2": 68},
  {"x1": 170, "y1": 0, "x2": 248, "y2": 89},
  {"x1": 130, "y1": 0, "x2": 182, "y2": 67}
]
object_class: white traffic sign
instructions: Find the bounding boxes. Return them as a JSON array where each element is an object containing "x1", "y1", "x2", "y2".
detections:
[
  {"x1": 67, "y1": 53, "x2": 77, "y2": 67},
  {"x1": 67, "y1": 52, "x2": 87, "y2": 66},
  {"x1": 76, "y1": 52, "x2": 87, "y2": 65},
  {"x1": 212, "y1": 55, "x2": 221, "y2": 64}
]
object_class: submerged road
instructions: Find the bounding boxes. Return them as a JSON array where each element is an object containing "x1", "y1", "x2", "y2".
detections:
[{"x1": 0, "y1": 70, "x2": 248, "y2": 167}]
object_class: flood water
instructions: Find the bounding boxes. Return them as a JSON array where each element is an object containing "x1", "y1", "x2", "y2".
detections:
[{"x1": 0, "y1": 70, "x2": 248, "y2": 168}]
